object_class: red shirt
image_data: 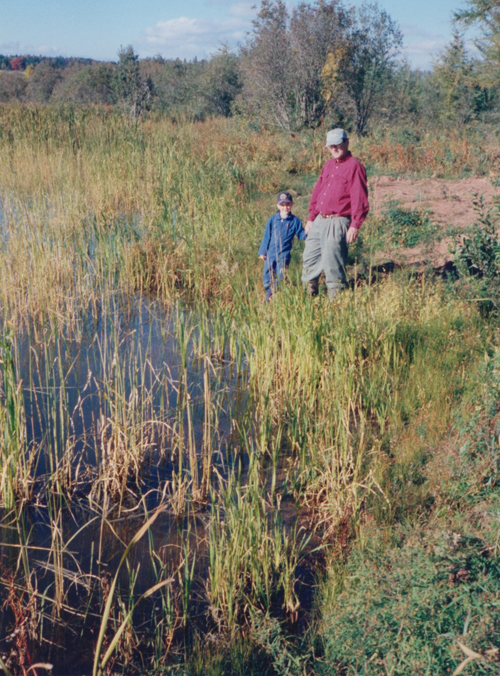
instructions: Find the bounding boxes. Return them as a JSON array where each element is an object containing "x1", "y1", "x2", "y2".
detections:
[{"x1": 308, "y1": 152, "x2": 369, "y2": 229}]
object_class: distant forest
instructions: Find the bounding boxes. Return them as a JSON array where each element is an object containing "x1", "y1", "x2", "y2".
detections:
[{"x1": 0, "y1": 0, "x2": 498, "y2": 134}]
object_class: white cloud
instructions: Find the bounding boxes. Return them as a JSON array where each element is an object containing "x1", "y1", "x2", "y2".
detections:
[
  {"x1": 0, "y1": 41, "x2": 60, "y2": 57},
  {"x1": 143, "y1": 3, "x2": 255, "y2": 59},
  {"x1": 402, "y1": 25, "x2": 442, "y2": 40},
  {"x1": 400, "y1": 24, "x2": 448, "y2": 69}
]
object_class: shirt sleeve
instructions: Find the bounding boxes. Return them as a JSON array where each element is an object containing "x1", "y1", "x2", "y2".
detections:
[
  {"x1": 294, "y1": 218, "x2": 307, "y2": 241},
  {"x1": 308, "y1": 166, "x2": 326, "y2": 222},
  {"x1": 350, "y1": 162, "x2": 370, "y2": 230},
  {"x1": 258, "y1": 217, "x2": 273, "y2": 256}
]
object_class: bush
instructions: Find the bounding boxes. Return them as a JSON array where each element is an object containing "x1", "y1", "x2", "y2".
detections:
[
  {"x1": 453, "y1": 193, "x2": 500, "y2": 311},
  {"x1": 456, "y1": 195, "x2": 500, "y2": 279}
]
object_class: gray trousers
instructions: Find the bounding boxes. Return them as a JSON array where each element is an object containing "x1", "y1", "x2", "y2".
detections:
[{"x1": 302, "y1": 215, "x2": 350, "y2": 297}]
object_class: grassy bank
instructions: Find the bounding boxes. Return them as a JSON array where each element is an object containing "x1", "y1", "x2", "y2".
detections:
[{"x1": 0, "y1": 106, "x2": 499, "y2": 675}]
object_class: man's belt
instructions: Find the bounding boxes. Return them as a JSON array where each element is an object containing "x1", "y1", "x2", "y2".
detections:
[{"x1": 319, "y1": 213, "x2": 350, "y2": 219}]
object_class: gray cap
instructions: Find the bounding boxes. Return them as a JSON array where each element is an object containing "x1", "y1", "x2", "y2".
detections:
[{"x1": 325, "y1": 128, "x2": 348, "y2": 147}]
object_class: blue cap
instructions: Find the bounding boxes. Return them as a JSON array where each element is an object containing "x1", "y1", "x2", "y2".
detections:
[{"x1": 277, "y1": 191, "x2": 293, "y2": 204}]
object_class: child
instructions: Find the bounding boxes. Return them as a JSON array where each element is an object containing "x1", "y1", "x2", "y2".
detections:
[{"x1": 258, "y1": 192, "x2": 306, "y2": 301}]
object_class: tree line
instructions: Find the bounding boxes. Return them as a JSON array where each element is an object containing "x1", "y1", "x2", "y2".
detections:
[{"x1": 0, "y1": 0, "x2": 498, "y2": 134}]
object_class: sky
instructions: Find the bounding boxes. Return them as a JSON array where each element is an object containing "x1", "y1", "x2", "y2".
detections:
[{"x1": 0, "y1": 0, "x2": 474, "y2": 70}]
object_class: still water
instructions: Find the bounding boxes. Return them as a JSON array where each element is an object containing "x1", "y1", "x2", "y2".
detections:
[{"x1": 0, "y1": 295, "x2": 266, "y2": 673}]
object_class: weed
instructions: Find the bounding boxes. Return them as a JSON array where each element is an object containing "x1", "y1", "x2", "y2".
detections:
[{"x1": 383, "y1": 199, "x2": 438, "y2": 248}]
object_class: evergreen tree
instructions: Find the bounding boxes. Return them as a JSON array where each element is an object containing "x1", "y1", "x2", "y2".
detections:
[
  {"x1": 455, "y1": 0, "x2": 500, "y2": 85},
  {"x1": 115, "y1": 45, "x2": 153, "y2": 118},
  {"x1": 430, "y1": 30, "x2": 487, "y2": 123}
]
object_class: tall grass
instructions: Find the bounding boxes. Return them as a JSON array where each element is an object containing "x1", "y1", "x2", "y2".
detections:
[{"x1": 0, "y1": 106, "x2": 497, "y2": 674}]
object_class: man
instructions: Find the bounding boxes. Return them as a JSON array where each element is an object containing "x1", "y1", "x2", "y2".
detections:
[{"x1": 302, "y1": 128, "x2": 369, "y2": 298}]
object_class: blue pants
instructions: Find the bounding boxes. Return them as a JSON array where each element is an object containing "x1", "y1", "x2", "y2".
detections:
[{"x1": 263, "y1": 257, "x2": 288, "y2": 300}]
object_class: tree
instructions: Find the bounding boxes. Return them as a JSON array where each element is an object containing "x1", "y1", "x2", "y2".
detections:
[
  {"x1": 26, "y1": 60, "x2": 63, "y2": 103},
  {"x1": 323, "y1": 3, "x2": 402, "y2": 133},
  {"x1": 115, "y1": 46, "x2": 153, "y2": 118},
  {"x1": 238, "y1": 0, "x2": 350, "y2": 131},
  {"x1": 455, "y1": 0, "x2": 500, "y2": 85},
  {"x1": 0, "y1": 71, "x2": 27, "y2": 102},
  {"x1": 382, "y1": 62, "x2": 426, "y2": 126},
  {"x1": 429, "y1": 30, "x2": 490, "y2": 123},
  {"x1": 202, "y1": 47, "x2": 241, "y2": 117},
  {"x1": 238, "y1": 0, "x2": 401, "y2": 133},
  {"x1": 52, "y1": 63, "x2": 116, "y2": 105},
  {"x1": 10, "y1": 57, "x2": 24, "y2": 71},
  {"x1": 141, "y1": 57, "x2": 206, "y2": 119}
]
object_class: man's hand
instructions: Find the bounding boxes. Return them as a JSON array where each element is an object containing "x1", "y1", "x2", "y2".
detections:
[
  {"x1": 305, "y1": 220, "x2": 314, "y2": 235},
  {"x1": 346, "y1": 226, "x2": 359, "y2": 244},
  {"x1": 259, "y1": 254, "x2": 266, "y2": 261}
]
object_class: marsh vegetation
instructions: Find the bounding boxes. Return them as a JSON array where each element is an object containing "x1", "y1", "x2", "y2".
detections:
[{"x1": 0, "y1": 107, "x2": 499, "y2": 676}]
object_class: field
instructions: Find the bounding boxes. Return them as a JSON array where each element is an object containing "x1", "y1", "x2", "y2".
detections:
[{"x1": 0, "y1": 106, "x2": 500, "y2": 676}]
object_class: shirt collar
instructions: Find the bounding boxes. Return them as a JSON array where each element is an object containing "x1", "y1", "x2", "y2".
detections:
[{"x1": 335, "y1": 151, "x2": 352, "y2": 164}]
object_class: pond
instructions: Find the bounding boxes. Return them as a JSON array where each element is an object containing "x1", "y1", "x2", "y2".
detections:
[{"x1": 0, "y1": 295, "x2": 314, "y2": 675}]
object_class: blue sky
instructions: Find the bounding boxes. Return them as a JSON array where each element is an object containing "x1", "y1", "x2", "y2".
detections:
[{"x1": 0, "y1": 0, "x2": 472, "y2": 69}]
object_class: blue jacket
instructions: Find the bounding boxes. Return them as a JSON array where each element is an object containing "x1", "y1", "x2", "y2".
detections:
[{"x1": 258, "y1": 212, "x2": 306, "y2": 264}]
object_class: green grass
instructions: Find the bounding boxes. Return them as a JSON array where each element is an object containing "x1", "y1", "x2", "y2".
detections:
[
  {"x1": 383, "y1": 199, "x2": 439, "y2": 248},
  {"x1": 318, "y1": 525, "x2": 500, "y2": 676}
]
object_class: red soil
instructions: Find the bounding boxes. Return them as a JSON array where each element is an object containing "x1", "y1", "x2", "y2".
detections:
[{"x1": 369, "y1": 175, "x2": 499, "y2": 266}]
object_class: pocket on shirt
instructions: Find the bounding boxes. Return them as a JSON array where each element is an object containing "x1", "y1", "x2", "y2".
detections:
[{"x1": 331, "y1": 176, "x2": 348, "y2": 201}]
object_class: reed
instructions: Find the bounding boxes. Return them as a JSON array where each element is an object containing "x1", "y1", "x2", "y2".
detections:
[
  {"x1": 92, "y1": 506, "x2": 171, "y2": 676},
  {"x1": 0, "y1": 334, "x2": 29, "y2": 510}
]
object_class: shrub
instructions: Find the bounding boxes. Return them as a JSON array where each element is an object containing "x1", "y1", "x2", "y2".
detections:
[
  {"x1": 456, "y1": 195, "x2": 500, "y2": 279},
  {"x1": 453, "y1": 193, "x2": 500, "y2": 311}
]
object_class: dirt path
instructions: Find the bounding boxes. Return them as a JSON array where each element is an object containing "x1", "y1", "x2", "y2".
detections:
[{"x1": 369, "y1": 175, "x2": 499, "y2": 266}]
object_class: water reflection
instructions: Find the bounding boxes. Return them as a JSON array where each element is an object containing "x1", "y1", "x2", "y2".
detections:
[
  {"x1": 0, "y1": 296, "x2": 310, "y2": 675},
  {"x1": 15, "y1": 295, "x2": 249, "y2": 488}
]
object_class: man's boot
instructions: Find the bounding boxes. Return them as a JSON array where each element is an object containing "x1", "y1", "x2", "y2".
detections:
[{"x1": 307, "y1": 280, "x2": 319, "y2": 297}]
